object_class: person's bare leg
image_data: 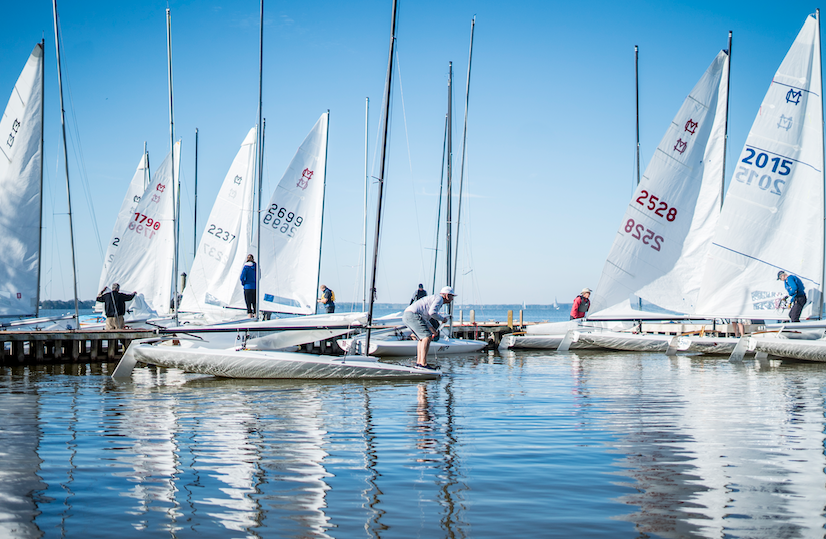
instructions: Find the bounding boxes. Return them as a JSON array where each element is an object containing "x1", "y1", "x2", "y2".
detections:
[{"x1": 417, "y1": 336, "x2": 432, "y2": 366}]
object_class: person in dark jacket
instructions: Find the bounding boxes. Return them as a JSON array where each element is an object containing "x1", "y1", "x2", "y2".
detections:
[
  {"x1": 96, "y1": 283, "x2": 137, "y2": 330},
  {"x1": 240, "y1": 254, "x2": 257, "y2": 317},
  {"x1": 410, "y1": 284, "x2": 427, "y2": 305},
  {"x1": 570, "y1": 288, "x2": 591, "y2": 320},
  {"x1": 317, "y1": 285, "x2": 335, "y2": 313},
  {"x1": 778, "y1": 270, "x2": 807, "y2": 323}
]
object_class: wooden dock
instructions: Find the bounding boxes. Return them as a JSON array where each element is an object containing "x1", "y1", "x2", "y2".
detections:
[{"x1": 0, "y1": 329, "x2": 155, "y2": 366}]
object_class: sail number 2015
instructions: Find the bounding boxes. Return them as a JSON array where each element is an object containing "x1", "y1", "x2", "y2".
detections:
[
  {"x1": 735, "y1": 149, "x2": 791, "y2": 196},
  {"x1": 263, "y1": 204, "x2": 303, "y2": 237}
]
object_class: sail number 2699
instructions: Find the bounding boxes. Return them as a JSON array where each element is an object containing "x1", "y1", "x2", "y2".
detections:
[{"x1": 263, "y1": 204, "x2": 303, "y2": 237}]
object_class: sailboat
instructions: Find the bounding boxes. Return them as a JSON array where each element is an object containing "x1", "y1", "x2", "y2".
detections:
[
  {"x1": 0, "y1": 43, "x2": 44, "y2": 318},
  {"x1": 503, "y1": 45, "x2": 731, "y2": 352},
  {"x1": 113, "y1": 0, "x2": 436, "y2": 380}
]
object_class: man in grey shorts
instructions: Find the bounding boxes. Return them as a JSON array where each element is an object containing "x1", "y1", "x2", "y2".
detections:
[{"x1": 403, "y1": 286, "x2": 456, "y2": 369}]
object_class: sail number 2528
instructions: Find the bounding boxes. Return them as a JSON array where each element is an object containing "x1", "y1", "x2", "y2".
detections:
[
  {"x1": 263, "y1": 204, "x2": 303, "y2": 237},
  {"x1": 624, "y1": 218, "x2": 663, "y2": 251},
  {"x1": 635, "y1": 190, "x2": 677, "y2": 221},
  {"x1": 735, "y1": 149, "x2": 791, "y2": 196}
]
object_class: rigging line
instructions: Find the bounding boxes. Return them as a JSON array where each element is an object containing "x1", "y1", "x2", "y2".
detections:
[
  {"x1": 56, "y1": 25, "x2": 104, "y2": 260},
  {"x1": 393, "y1": 46, "x2": 428, "y2": 282}
]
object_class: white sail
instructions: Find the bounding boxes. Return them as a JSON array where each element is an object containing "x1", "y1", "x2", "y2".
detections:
[
  {"x1": 105, "y1": 142, "x2": 180, "y2": 314},
  {"x1": 0, "y1": 44, "x2": 43, "y2": 316},
  {"x1": 97, "y1": 153, "x2": 149, "y2": 293},
  {"x1": 695, "y1": 15, "x2": 823, "y2": 319},
  {"x1": 590, "y1": 50, "x2": 730, "y2": 318},
  {"x1": 259, "y1": 113, "x2": 328, "y2": 315},
  {"x1": 180, "y1": 127, "x2": 256, "y2": 316}
]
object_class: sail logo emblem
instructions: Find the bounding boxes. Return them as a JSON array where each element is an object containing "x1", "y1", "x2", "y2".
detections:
[
  {"x1": 7, "y1": 119, "x2": 20, "y2": 148},
  {"x1": 150, "y1": 194, "x2": 161, "y2": 204},
  {"x1": 778, "y1": 115, "x2": 793, "y2": 131},
  {"x1": 673, "y1": 139, "x2": 688, "y2": 154},
  {"x1": 684, "y1": 119, "x2": 698, "y2": 135},
  {"x1": 156, "y1": 183, "x2": 166, "y2": 193},
  {"x1": 297, "y1": 168, "x2": 314, "y2": 190},
  {"x1": 786, "y1": 89, "x2": 802, "y2": 105},
  {"x1": 233, "y1": 175, "x2": 242, "y2": 185}
]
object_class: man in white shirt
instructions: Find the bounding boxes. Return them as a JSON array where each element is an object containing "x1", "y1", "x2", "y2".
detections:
[{"x1": 403, "y1": 286, "x2": 456, "y2": 369}]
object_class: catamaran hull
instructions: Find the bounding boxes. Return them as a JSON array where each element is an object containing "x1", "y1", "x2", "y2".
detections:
[
  {"x1": 750, "y1": 339, "x2": 826, "y2": 362},
  {"x1": 129, "y1": 343, "x2": 439, "y2": 379},
  {"x1": 338, "y1": 337, "x2": 486, "y2": 356},
  {"x1": 498, "y1": 334, "x2": 598, "y2": 350}
]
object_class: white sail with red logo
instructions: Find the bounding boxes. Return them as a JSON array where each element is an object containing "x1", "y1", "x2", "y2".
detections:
[
  {"x1": 97, "y1": 152, "x2": 150, "y2": 295},
  {"x1": 695, "y1": 15, "x2": 823, "y2": 319},
  {"x1": 0, "y1": 44, "x2": 43, "y2": 317},
  {"x1": 105, "y1": 142, "x2": 180, "y2": 315},
  {"x1": 180, "y1": 127, "x2": 257, "y2": 316},
  {"x1": 258, "y1": 113, "x2": 328, "y2": 315},
  {"x1": 589, "y1": 50, "x2": 730, "y2": 319}
]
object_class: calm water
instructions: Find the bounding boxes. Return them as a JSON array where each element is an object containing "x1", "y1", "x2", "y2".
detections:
[{"x1": 3, "y1": 349, "x2": 826, "y2": 538}]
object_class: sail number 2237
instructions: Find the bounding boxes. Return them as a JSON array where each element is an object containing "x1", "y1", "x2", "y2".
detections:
[{"x1": 263, "y1": 204, "x2": 303, "y2": 237}]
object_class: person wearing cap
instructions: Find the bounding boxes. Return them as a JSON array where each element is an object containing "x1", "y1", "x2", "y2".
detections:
[
  {"x1": 778, "y1": 270, "x2": 807, "y2": 323},
  {"x1": 570, "y1": 288, "x2": 591, "y2": 320},
  {"x1": 410, "y1": 283, "x2": 428, "y2": 305},
  {"x1": 96, "y1": 283, "x2": 137, "y2": 330},
  {"x1": 403, "y1": 286, "x2": 456, "y2": 369},
  {"x1": 317, "y1": 285, "x2": 335, "y2": 313}
]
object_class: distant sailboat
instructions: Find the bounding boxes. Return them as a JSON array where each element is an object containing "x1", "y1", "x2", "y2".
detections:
[
  {"x1": 0, "y1": 43, "x2": 44, "y2": 317},
  {"x1": 553, "y1": 298, "x2": 559, "y2": 310}
]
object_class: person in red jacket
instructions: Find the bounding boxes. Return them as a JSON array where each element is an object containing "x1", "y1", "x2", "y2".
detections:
[{"x1": 570, "y1": 288, "x2": 591, "y2": 320}]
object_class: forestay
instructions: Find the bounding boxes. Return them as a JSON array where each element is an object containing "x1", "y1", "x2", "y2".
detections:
[
  {"x1": 695, "y1": 15, "x2": 823, "y2": 319},
  {"x1": 590, "y1": 50, "x2": 730, "y2": 318},
  {"x1": 0, "y1": 44, "x2": 43, "y2": 317},
  {"x1": 180, "y1": 127, "x2": 256, "y2": 317},
  {"x1": 105, "y1": 142, "x2": 180, "y2": 315},
  {"x1": 97, "y1": 153, "x2": 149, "y2": 293},
  {"x1": 259, "y1": 113, "x2": 328, "y2": 315}
]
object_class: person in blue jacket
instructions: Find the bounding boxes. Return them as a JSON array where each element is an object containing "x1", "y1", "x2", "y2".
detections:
[
  {"x1": 240, "y1": 254, "x2": 257, "y2": 317},
  {"x1": 778, "y1": 270, "x2": 807, "y2": 323}
]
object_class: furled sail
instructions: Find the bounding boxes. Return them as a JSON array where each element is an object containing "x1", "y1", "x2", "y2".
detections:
[
  {"x1": 695, "y1": 15, "x2": 823, "y2": 319},
  {"x1": 0, "y1": 44, "x2": 44, "y2": 317},
  {"x1": 259, "y1": 113, "x2": 328, "y2": 315},
  {"x1": 180, "y1": 127, "x2": 256, "y2": 316},
  {"x1": 590, "y1": 50, "x2": 730, "y2": 318},
  {"x1": 97, "y1": 153, "x2": 149, "y2": 293},
  {"x1": 105, "y1": 142, "x2": 180, "y2": 314}
]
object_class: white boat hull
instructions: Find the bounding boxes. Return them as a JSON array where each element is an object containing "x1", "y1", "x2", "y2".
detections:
[
  {"x1": 750, "y1": 338, "x2": 826, "y2": 362},
  {"x1": 123, "y1": 340, "x2": 439, "y2": 379},
  {"x1": 498, "y1": 334, "x2": 598, "y2": 351},
  {"x1": 576, "y1": 332, "x2": 672, "y2": 352},
  {"x1": 338, "y1": 335, "x2": 486, "y2": 356}
]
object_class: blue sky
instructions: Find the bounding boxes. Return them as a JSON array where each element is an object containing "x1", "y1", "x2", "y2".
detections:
[{"x1": 0, "y1": 0, "x2": 821, "y2": 305}]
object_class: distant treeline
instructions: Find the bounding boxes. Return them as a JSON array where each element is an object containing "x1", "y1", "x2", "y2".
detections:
[{"x1": 40, "y1": 299, "x2": 96, "y2": 310}]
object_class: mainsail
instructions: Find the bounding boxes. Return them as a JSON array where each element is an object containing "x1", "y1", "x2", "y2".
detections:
[
  {"x1": 105, "y1": 142, "x2": 180, "y2": 314},
  {"x1": 695, "y1": 15, "x2": 823, "y2": 319},
  {"x1": 180, "y1": 127, "x2": 256, "y2": 316},
  {"x1": 259, "y1": 113, "x2": 328, "y2": 315},
  {"x1": 0, "y1": 44, "x2": 44, "y2": 316},
  {"x1": 590, "y1": 50, "x2": 730, "y2": 318},
  {"x1": 97, "y1": 153, "x2": 149, "y2": 293}
]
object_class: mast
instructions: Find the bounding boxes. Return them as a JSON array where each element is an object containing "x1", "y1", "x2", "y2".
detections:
[
  {"x1": 254, "y1": 0, "x2": 264, "y2": 320},
  {"x1": 635, "y1": 45, "x2": 640, "y2": 187},
  {"x1": 818, "y1": 9, "x2": 825, "y2": 320},
  {"x1": 722, "y1": 32, "x2": 732, "y2": 209},
  {"x1": 52, "y1": 0, "x2": 80, "y2": 323},
  {"x1": 365, "y1": 0, "x2": 398, "y2": 353},
  {"x1": 166, "y1": 8, "x2": 179, "y2": 323},
  {"x1": 452, "y1": 16, "x2": 475, "y2": 287},
  {"x1": 433, "y1": 113, "x2": 448, "y2": 294},
  {"x1": 363, "y1": 97, "x2": 369, "y2": 311},
  {"x1": 446, "y1": 61, "x2": 453, "y2": 328},
  {"x1": 194, "y1": 127, "x2": 199, "y2": 259},
  {"x1": 36, "y1": 39, "x2": 45, "y2": 317}
]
